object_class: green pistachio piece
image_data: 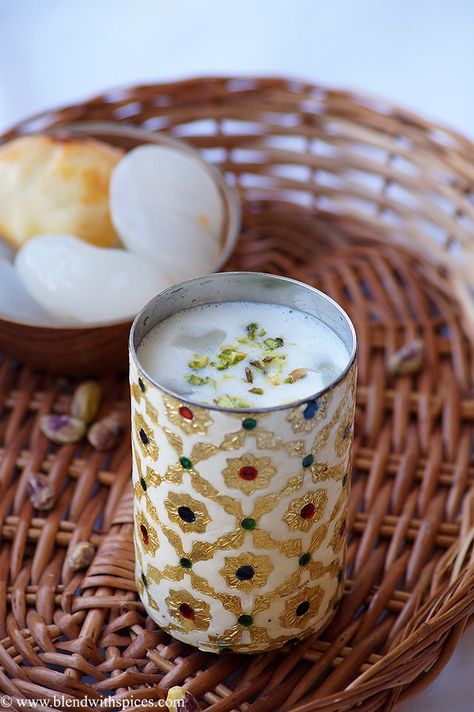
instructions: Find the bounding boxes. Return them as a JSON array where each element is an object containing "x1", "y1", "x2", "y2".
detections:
[
  {"x1": 264, "y1": 337, "x2": 284, "y2": 350},
  {"x1": 244, "y1": 367, "x2": 253, "y2": 383},
  {"x1": 217, "y1": 347, "x2": 247, "y2": 369},
  {"x1": 186, "y1": 374, "x2": 210, "y2": 386},
  {"x1": 249, "y1": 387, "x2": 264, "y2": 395},
  {"x1": 188, "y1": 355, "x2": 209, "y2": 370},
  {"x1": 246, "y1": 322, "x2": 258, "y2": 339},
  {"x1": 214, "y1": 394, "x2": 250, "y2": 409}
]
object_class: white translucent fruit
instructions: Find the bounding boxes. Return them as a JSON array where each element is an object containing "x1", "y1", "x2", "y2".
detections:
[
  {"x1": 0, "y1": 261, "x2": 56, "y2": 323},
  {"x1": 110, "y1": 145, "x2": 224, "y2": 280},
  {"x1": 16, "y1": 235, "x2": 171, "y2": 324}
]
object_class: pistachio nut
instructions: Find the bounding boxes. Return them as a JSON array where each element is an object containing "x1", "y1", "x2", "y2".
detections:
[
  {"x1": 40, "y1": 414, "x2": 86, "y2": 444},
  {"x1": 71, "y1": 380, "x2": 102, "y2": 423}
]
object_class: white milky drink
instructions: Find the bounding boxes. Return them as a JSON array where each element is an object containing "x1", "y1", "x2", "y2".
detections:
[{"x1": 138, "y1": 301, "x2": 350, "y2": 408}]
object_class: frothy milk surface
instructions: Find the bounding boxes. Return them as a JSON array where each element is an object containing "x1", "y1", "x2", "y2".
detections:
[{"x1": 137, "y1": 301, "x2": 350, "y2": 408}]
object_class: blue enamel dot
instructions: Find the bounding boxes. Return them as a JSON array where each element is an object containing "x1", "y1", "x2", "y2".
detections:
[
  {"x1": 302, "y1": 454, "x2": 314, "y2": 468},
  {"x1": 303, "y1": 400, "x2": 319, "y2": 420}
]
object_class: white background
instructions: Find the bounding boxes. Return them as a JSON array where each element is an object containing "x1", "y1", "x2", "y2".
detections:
[{"x1": 0, "y1": 0, "x2": 473, "y2": 709}]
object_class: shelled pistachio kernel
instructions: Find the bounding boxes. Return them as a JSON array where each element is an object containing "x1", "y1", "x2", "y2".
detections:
[
  {"x1": 27, "y1": 472, "x2": 56, "y2": 511},
  {"x1": 67, "y1": 541, "x2": 95, "y2": 570},
  {"x1": 71, "y1": 380, "x2": 101, "y2": 424},
  {"x1": 166, "y1": 686, "x2": 202, "y2": 711},
  {"x1": 87, "y1": 413, "x2": 124, "y2": 451},
  {"x1": 388, "y1": 339, "x2": 424, "y2": 375},
  {"x1": 40, "y1": 414, "x2": 86, "y2": 444}
]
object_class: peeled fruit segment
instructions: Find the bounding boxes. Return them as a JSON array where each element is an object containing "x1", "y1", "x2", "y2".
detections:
[
  {"x1": 16, "y1": 235, "x2": 171, "y2": 324},
  {"x1": 110, "y1": 145, "x2": 224, "y2": 277}
]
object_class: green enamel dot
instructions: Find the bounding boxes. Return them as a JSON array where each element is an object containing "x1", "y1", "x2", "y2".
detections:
[
  {"x1": 241, "y1": 517, "x2": 257, "y2": 531},
  {"x1": 238, "y1": 614, "x2": 253, "y2": 627},
  {"x1": 180, "y1": 557, "x2": 192, "y2": 569},
  {"x1": 298, "y1": 552, "x2": 311, "y2": 566},
  {"x1": 180, "y1": 456, "x2": 192, "y2": 469},
  {"x1": 219, "y1": 645, "x2": 232, "y2": 653},
  {"x1": 242, "y1": 417, "x2": 257, "y2": 431},
  {"x1": 141, "y1": 573, "x2": 148, "y2": 587},
  {"x1": 302, "y1": 454, "x2": 314, "y2": 468},
  {"x1": 140, "y1": 477, "x2": 147, "y2": 491},
  {"x1": 138, "y1": 377, "x2": 146, "y2": 393},
  {"x1": 342, "y1": 473, "x2": 349, "y2": 487}
]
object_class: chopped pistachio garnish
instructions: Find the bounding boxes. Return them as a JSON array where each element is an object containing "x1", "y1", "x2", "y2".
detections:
[
  {"x1": 259, "y1": 326, "x2": 266, "y2": 336},
  {"x1": 214, "y1": 394, "x2": 250, "y2": 408},
  {"x1": 249, "y1": 359, "x2": 266, "y2": 372},
  {"x1": 216, "y1": 347, "x2": 247, "y2": 370},
  {"x1": 262, "y1": 355, "x2": 274, "y2": 364},
  {"x1": 285, "y1": 367, "x2": 309, "y2": 384},
  {"x1": 186, "y1": 374, "x2": 211, "y2": 386},
  {"x1": 249, "y1": 387, "x2": 264, "y2": 395},
  {"x1": 245, "y1": 367, "x2": 253, "y2": 383},
  {"x1": 264, "y1": 337, "x2": 284, "y2": 350},
  {"x1": 188, "y1": 355, "x2": 209, "y2": 370},
  {"x1": 271, "y1": 374, "x2": 281, "y2": 385},
  {"x1": 246, "y1": 322, "x2": 258, "y2": 339}
]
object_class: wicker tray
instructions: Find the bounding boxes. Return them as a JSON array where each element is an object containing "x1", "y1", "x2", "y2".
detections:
[{"x1": 0, "y1": 77, "x2": 473, "y2": 712}]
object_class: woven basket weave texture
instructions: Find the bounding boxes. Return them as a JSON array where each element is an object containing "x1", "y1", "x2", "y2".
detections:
[{"x1": 0, "y1": 77, "x2": 473, "y2": 712}]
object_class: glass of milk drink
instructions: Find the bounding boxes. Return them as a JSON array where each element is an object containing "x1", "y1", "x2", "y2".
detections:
[{"x1": 129, "y1": 272, "x2": 357, "y2": 653}]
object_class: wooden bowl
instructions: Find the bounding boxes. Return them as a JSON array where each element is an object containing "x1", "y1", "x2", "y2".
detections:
[{"x1": 0, "y1": 122, "x2": 240, "y2": 376}]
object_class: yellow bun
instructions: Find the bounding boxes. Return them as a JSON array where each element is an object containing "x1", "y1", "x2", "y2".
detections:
[{"x1": 0, "y1": 135, "x2": 124, "y2": 249}]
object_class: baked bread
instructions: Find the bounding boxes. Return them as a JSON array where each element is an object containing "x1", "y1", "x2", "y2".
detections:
[{"x1": 0, "y1": 135, "x2": 124, "y2": 249}]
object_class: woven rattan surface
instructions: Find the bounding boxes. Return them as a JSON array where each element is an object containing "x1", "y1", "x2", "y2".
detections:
[{"x1": 0, "y1": 77, "x2": 473, "y2": 711}]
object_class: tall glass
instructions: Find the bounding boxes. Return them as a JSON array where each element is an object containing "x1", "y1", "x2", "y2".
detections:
[{"x1": 129, "y1": 272, "x2": 357, "y2": 653}]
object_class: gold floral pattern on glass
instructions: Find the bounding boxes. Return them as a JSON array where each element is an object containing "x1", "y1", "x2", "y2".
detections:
[
  {"x1": 135, "y1": 509, "x2": 159, "y2": 556},
  {"x1": 133, "y1": 411, "x2": 159, "y2": 460},
  {"x1": 279, "y1": 584, "x2": 325, "y2": 628},
  {"x1": 164, "y1": 491, "x2": 211, "y2": 533},
  {"x1": 163, "y1": 394, "x2": 213, "y2": 436},
  {"x1": 287, "y1": 394, "x2": 328, "y2": 434},
  {"x1": 219, "y1": 552, "x2": 273, "y2": 592},
  {"x1": 166, "y1": 588, "x2": 211, "y2": 631},
  {"x1": 222, "y1": 454, "x2": 277, "y2": 495},
  {"x1": 284, "y1": 489, "x2": 328, "y2": 532}
]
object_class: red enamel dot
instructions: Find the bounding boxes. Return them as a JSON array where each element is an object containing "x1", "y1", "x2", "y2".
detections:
[
  {"x1": 300, "y1": 503, "x2": 316, "y2": 520},
  {"x1": 239, "y1": 466, "x2": 258, "y2": 481},
  {"x1": 140, "y1": 524, "x2": 149, "y2": 545},
  {"x1": 179, "y1": 603, "x2": 195, "y2": 620},
  {"x1": 179, "y1": 406, "x2": 193, "y2": 420}
]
